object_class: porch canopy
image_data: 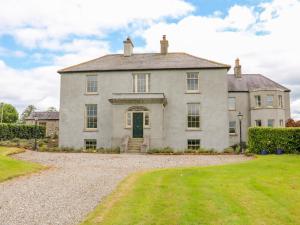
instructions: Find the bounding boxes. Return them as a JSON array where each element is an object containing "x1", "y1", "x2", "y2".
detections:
[{"x1": 108, "y1": 93, "x2": 167, "y2": 106}]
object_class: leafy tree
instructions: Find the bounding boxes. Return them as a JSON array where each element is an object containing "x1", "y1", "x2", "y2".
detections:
[
  {"x1": 286, "y1": 118, "x2": 300, "y2": 127},
  {"x1": 0, "y1": 103, "x2": 19, "y2": 123},
  {"x1": 47, "y1": 107, "x2": 58, "y2": 112},
  {"x1": 20, "y1": 105, "x2": 36, "y2": 123}
]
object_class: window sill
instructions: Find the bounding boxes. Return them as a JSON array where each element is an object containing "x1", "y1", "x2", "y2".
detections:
[
  {"x1": 185, "y1": 91, "x2": 201, "y2": 94},
  {"x1": 229, "y1": 133, "x2": 237, "y2": 136},
  {"x1": 186, "y1": 128, "x2": 201, "y2": 131},
  {"x1": 83, "y1": 129, "x2": 98, "y2": 132},
  {"x1": 228, "y1": 109, "x2": 236, "y2": 111},
  {"x1": 85, "y1": 92, "x2": 99, "y2": 95}
]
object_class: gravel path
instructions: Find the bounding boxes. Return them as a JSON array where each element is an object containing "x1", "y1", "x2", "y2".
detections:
[{"x1": 0, "y1": 151, "x2": 250, "y2": 225}]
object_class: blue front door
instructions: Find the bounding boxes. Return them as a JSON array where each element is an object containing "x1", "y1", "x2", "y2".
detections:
[{"x1": 133, "y1": 112, "x2": 143, "y2": 138}]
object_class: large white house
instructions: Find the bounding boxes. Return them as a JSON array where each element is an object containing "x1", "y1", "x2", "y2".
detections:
[{"x1": 58, "y1": 36, "x2": 290, "y2": 152}]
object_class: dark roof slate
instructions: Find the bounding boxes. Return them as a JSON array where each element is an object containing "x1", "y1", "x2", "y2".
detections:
[
  {"x1": 228, "y1": 74, "x2": 290, "y2": 92},
  {"x1": 58, "y1": 53, "x2": 230, "y2": 73},
  {"x1": 26, "y1": 112, "x2": 59, "y2": 120}
]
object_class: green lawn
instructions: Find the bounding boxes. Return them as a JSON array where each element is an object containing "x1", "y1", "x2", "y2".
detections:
[
  {"x1": 0, "y1": 146, "x2": 43, "y2": 182},
  {"x1": 82, "y1": 155, "x2": 300, "y2": 225}
]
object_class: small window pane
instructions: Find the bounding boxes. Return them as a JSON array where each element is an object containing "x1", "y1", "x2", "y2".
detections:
[
  {"x1": 85, "y1": 139, "x2": 97, "y2": 150},
  {"x1": 228, "y1": 97, "x2": 236, "y2": 110},
  {"x1": 86, "y1": 104, "x2": 97, "y2": 129},
  {"x1": 126, "y1": 112, "x2": 132, "y2": 127},
  {"x1": 229, "y1": 121, "x2": 236, "y2": 133},
  {"x1": 268, "y1": 119, "x2": 274, "y2": 127},
  {"x1": 280, "y1": 119, "x2": 284, "y2": 127},
  {"x1": 278, "y1": 95, "x2": 283, "y2": 108},
  {"x1": 255, "y1": 95, "x2": 261, "y2": 107},
  {"x1": 266, "y1": 95, "x2": 274, "y2": 107},
  {"x1": 86, "y1": 75, "x2": 97, "y2": 93},
  {"x1": 187, "y1": 103, "x2": 200, "y2": 128},
  {"x1": 144, "y1": 112, "x2": 150, "y2": 127},
  {"x1": 188, "y1": 139, "x2": 200, "y2": 149},
  {"x1": 187, "y1": 73, "x2": 199, "y2": 91}
]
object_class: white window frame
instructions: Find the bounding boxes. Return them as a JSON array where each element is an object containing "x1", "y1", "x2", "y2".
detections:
[
  {"x1": 278, "y1": 95, "x2": 283, "y2": 108},
  {"x1": 133, "y1": 73, "x2": 150, "y2": 93},
  {"x1": 186, "y1": 72, "x2": 200, "y2": 93},
  {"x1": 255, "y1": 95, "x2": 261, "y2": 108},
  {"x1": 187, "y1": 103, "x2": 201, "y2": 130},
  {"x1": 84, "y1": 139, "x2": 97, "y2": 150},
  {"x1": 266, "y1": 95, "x2": 274, "y2": 107},
  {"x1": 228, "y1": 97, "x2": 236, "y2": 111},
  {"x1": 125, "y1": 111, "x2": 150, "y2": 128},
  {"x1": 85, "y1": 104, "x2": 97, "y2": 130},
  {"x1": 187, "y1": 139, "x2": 201, "y2": 149},
  {"x1": 255, "y1": 119, "x2": 262, "y2": 127},
  {"x1": 229, "y1": 121, "x2": 236, "y2": 134},
  {"x1": 86, "y1": 75, "x2": 98, "y2": 94},
  {"x1": 267, "y1": 119, "x2": 274, "y2": 127}
]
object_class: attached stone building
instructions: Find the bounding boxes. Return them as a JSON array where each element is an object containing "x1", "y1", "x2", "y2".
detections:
[
  {"x1": 58, "y1": 36, "x2": 291, "y2": 152},
  {"x1": 25, "y1": 112, "x2": 59, "y2": 137}
]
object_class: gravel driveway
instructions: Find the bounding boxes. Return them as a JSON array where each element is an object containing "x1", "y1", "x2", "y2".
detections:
[{"x1": 0, "y1": 151, "x2": 250, "y2": 225}]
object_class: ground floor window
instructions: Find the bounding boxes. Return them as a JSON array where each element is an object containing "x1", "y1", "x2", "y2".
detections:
[
  {"x1": 187, "y1": 139, "x2": 201, "y2": 149},
  {"x1": 280, "y1": 119, "x2": 284, "y2": 127},
  {"x1": 255, "y1": 120, "x2": 262, "y2": 127},
  {"x1": 187, "y1": 103, "x2": 200, "y2": 129},
  {"x1": 85, "y1": 139, "x2": 97, "y2": 150},
  {"x1": 268, "y1": 119, "x2": 274, "y2": 127},
  {"x1": 229, "y1": 121, "x2": 236, "y2": 134}
]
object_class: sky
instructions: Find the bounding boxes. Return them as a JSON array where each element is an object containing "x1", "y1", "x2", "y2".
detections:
[{"x1": 0, "y1": 0, "x2": 299, "y2": 119}]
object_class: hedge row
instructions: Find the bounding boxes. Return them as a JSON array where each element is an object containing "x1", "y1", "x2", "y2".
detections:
[
  {"x1": 248, "y1": 127, "x2": 300, "y2": 153},
  {"x1": 0, "y1": 123, "x2": 45, "y2": 140}
]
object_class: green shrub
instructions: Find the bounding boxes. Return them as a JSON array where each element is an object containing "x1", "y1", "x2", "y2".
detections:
[
  {"x1": 223, "y1": 147, "x2": 234, "y2": 154},
  {"x1": 0, "y1": 123, "x2": 45, "y2": 140},
  {"x1": 184, "y1": 148, "x2": 217, "y2": 154},
  {"x1": 248, "y1": 127, "x2": 300, "y2": 154},
  {"x1": 147, "y1": 147, "x2": 174, "y2": 154}
]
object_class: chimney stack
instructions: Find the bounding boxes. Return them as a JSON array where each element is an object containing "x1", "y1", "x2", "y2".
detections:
[
  {"x1": 123, "y1": 37, "x2": 134, "y2": 56},
  {"x1": 160, "y1": 35, "x2": 169, "y2": 55},
  {"x1": 234, "y1": 58, "x2": 242, "y2": 78}
]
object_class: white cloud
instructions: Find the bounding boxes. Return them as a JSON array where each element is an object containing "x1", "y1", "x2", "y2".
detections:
[
  {"x1": 0, "y1": 0, "x2": 194, "y2": 49},
  {"x1": 138, "y1": 0, "x2": 300, "y2": 119}
]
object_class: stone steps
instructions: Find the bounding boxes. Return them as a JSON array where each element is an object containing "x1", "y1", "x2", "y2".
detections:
[{"x1": 127, "y1": 138, "x2": 144, "y2": 153}]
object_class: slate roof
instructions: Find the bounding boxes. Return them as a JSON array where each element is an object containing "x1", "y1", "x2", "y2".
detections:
[
  {"x1": 58, "y1": 53, "x2": 230, "y2": 73},
  {"x1": 26, "y1": 112, "x2": 59, "y2": 120},
  {"x1": 228, "y1": 74, "x2": 290, "y2": 92}
]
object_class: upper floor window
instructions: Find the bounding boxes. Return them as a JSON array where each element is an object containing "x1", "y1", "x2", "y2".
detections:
[
  {"x1": 228, "y1": 97, "x2": 236, "y2": 110},
  {"x1": 229, "y1": 121, "x2": 236, "y2": 134},
  {"x1": 255, "y1": 119, "x2": 262, "y2": 127},
  {"x1": 266, "y1": 95, "x2": 274, "y2": 107},
  {"x1": 133, "y1": 73, "x2": 149, "y2": 93},
  {"x1": 268, "y1": 119, "x2": 274, "y2": 127},
  {"x1": 255, "y1": 95, "x2": 261, "y2": 108},
  {"x1": 278, "y1": 95, "x2": 283, "y2": 108},
  {"x1": 187, "y1": 103, "x2": 200, "y2": 129},
  {"x1": 86, "y1": 75, "x2": 98, "y2": 93},
  {"x1": 186, "y1": 72, "x2": 199, "y2": 92},
  {"x1": 86, "y1": 104, "x2": 97, "y2": 129}
]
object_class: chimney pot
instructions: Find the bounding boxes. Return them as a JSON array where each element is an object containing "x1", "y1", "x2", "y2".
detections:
[
  {"x1": 234, "y1": 58, "x2": 242, "y2": 78},
  {"x1": 160, "y1": 35, "x2": 169, "y2": 55},
  {"x1": 123, "y1": 37, "x2": 134, "y2": 56}
]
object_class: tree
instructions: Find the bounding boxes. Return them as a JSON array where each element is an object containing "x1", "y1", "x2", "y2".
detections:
[
  {"x1": 286, "y1": 118, "x2": 300, "y2": 127},
  {"x1": 47, "y1": 107, "x2": 57, "y2": 112},
  {"x1": 20, "y1": 105, "x2": 36, "y2": 123},
  {"x1": 0, "y1": 103, "x2": 19, "y2": 123}
]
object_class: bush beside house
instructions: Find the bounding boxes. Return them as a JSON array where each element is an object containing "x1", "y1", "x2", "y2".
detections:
[
  {"x1": 0, "y1": 123, "x2": 45, "y2": 140},
  {"x1": 248, "y1": 127, "x2": 300, "y2": 154}
]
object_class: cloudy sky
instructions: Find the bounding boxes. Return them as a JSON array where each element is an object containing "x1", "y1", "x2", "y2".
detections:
[{"x1": 0, "y1": 0, "x2": 299, "y2": 119}]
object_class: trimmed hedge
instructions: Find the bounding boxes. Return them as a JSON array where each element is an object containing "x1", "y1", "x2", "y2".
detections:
[
  {"x1": 248, "y1": 127, "x2": 300, "y2": 153},
  {"x1": 0, "y1": 123, "x2": 45, "y2": 140}
]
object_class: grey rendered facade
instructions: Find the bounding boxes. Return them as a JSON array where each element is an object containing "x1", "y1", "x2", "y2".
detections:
[{"x1": 58, "y1": 36, "x2": 290, "y2": 152}]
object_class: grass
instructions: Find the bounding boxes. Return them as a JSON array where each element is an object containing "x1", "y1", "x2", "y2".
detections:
[
  {"x1": 82, "y1": 155, "x2": 300, "y2": 225},
  {"x1": 0, "y1": 146, "x2": 44, "y2": 182}
]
